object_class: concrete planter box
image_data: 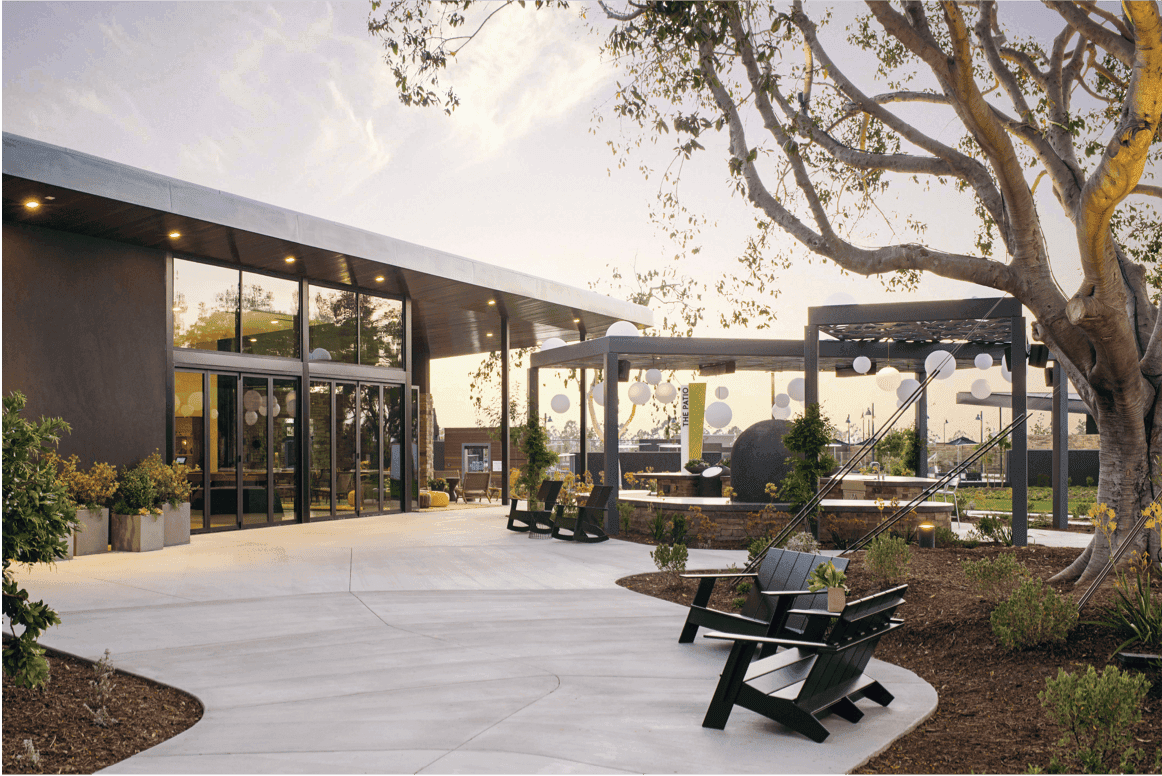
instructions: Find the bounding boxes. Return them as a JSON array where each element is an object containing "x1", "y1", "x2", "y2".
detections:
[
  {"x1": 74, "y1": 507, "x2": 109, "y2": 555},
  {"x1": 163, "y1": 502, "x2": 191, "y2": 546},
  {"x1": 111, "y1": 512, "x2": 164, "y2": 552},
  {"x1": 56, "y1": 530, "x2": 75, "y2": 560}
]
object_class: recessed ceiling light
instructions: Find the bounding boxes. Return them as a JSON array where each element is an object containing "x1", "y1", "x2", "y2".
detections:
[
  {"x1": 573, "y1": 317, "x2": 580, "y2": 323},
  {"x1": 249, "y1": 337, "x2": 257, "y2": 342},
  {"x1": 375, "y1": 276, "x2": 385, "y2": 282},
  {"x1": 271, "y1": 320, "x2": 280, "y2": 325},
  {"x1": 486, "y1": 332, "x2": 493, "y2": 337},
  {"x1": 284, "y1": 256, "x2": 295, "y2": 263},
  {"x1": 24, "y1": 200, "x2": 39, "y2": 209},
  {"x1": 169, "y1": 231, "x2": 181, "y2": 239},
  {"x1": 487, "y1": 299, "x2": 496, "y2": 306},
  {"x1": 44, "y1": 196, "x2": 55, "y2": 201}
]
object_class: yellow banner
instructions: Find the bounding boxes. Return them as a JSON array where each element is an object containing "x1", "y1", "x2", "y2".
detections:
[{"x1": 688, "y1": 383, "x2": 706, "y2": 461}]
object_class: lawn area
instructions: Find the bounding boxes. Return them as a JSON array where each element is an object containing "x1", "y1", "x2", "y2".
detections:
[{"x1": 931, "y1": 485, "x2": 1100, "y2": 516}]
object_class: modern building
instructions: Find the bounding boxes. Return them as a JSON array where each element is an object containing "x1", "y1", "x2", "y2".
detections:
[{"x1": 3, "y1": 133, "x2": 652, "y2": 533}]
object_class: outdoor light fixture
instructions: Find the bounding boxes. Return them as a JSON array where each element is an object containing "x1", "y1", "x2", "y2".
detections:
[
  {"x1": 487, "y1": 299, "x2": 496, "y2": 305},
  {"x1": 284, "y1": 256, "x2": 295, "y2": 263},
  {"x1": 486, "y1": 332, "x2": 493, "y2": 337},
  {"x1": 540, "y1": 337, "x2": 565, "y2": 351},
  {"x1": 169, "y1": 231, "x2": 181, "y2": 238},
  {"x1": 24, "y1": 200, "x2": 39, "y2": 209},
  {"x1": 375, "y1": 276, "x2": 385, "y2": 282},
  {"x1": 573, "y1": 317, "x2": 580, "y2": 323},
  {"x1": 606, "y1": 320, "x2": 640, "y2": 337}
]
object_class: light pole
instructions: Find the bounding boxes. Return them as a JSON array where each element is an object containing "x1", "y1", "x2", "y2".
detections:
[
  {"x1": 944, "y1": 419, "x2": 948, "y2": 443},
  {"x1": 845, "y1": 415, "x2": 851, "y2": 444},
  {"x1": 976, "y1": 412, "x2": 985, "y2": 479}
]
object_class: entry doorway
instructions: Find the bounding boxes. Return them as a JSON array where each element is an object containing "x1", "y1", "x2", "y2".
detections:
[{"x1": 174, "y1": 370, "x2": 300, "y2": 532}]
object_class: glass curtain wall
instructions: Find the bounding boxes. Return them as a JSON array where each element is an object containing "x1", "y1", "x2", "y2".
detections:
[
  {"x1": 174, "y1": 371, "x2": 205, "y2": 531},
  {"x1": 309, "y1": 382, "x2": 332, "y2": 518},
  {"x1": 273, "y1": 380, "x2": 298, "y2": 522},
  {"x1": 208, "y1": 374, "x2": 239, "y2": 529},
  {"x1": 241, "y1": 378, "x2": 269, "y2": 525},
  {"x1": 335, "y1": 383, "x2": 358, "y2": 516}
]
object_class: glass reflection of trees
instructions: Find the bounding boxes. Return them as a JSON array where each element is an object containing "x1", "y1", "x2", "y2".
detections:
[
  {"x1": 309, "y1": 286, "x2": 402, "y2": 367},
  {"x1": 173, "y1": 260, "x2": 299, "y2": 357}
]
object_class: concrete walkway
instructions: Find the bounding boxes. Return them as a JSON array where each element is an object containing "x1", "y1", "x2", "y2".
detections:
[{"x1": 14, "y1": 507, "x2": 937, "y2": 774}]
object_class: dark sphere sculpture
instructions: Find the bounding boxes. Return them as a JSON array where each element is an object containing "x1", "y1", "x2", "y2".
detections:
[{"x1": 730, "y1": 419, "x2": 792, "y2": 503}]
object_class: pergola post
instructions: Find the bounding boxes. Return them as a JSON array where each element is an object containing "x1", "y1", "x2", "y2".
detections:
[
  {"x1": 528, "y1": 367, "x2": 539, "y2": 424},
  {"x1": 915, "y1": 368, "x2": 929, "y2": 477},
  {"x1": 804, "y1": 325, "x2": 820, "y2": 407},
  {"x1": 500, "y1": 317, "x2": 510, "y2": 507},
  {"x1": 1011, "y1": 317, "x2": 1028, "y2": 547},
  {"x1": 1051, "y1": 358, "x2": 1069, "y2": 530},
  {"x1": 604, "y1": 350, "x2": 619, "y2": 534},
  {"x1": 579, "y1": 334, "x2": 588, "y2": 478}
]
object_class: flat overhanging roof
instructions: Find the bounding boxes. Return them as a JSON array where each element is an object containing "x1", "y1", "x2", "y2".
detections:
[
  {"x1": 808, "y1": 297, "x2": 1022, "y2": 343},
  {"x1": 957, "y1": 391, "x2": 1092, "y2": 415},
  {"x1": 530, "y1": 336, "x2": 1007, "y2": 373},
  {"x1": 2, "y1": 133, "x2": 651, "y2": 359}
]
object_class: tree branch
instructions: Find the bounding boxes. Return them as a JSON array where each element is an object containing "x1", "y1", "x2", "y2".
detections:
[
  {"x1": 1133, "y1": 183, "x2": 1162, "y2": 198},
  {"x1": 1045, "y1": 0, "x2": 1135, "y2": 66}
]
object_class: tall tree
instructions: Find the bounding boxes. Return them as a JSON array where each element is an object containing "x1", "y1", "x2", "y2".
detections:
[{"x1": 370, "y1": 1, "x2": 1162, "y2": 585}]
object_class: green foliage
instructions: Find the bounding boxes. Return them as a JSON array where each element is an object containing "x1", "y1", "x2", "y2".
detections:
[
  {"x1": 516, "y1": 417, "x2": 558, "y2": 510},
  {"x1": 991, "y1": 578, "x2": 1078, "y2": 650},
  {"x1": 617, "y1": 501, "x2": 634, "y2": 534},
  {"x1": 650, "y1": 510, "x2": 668, "y2": 543},
  {"x1": 46, "y1": 452, "x2": 117, "y2": 511},
  {"x1": 975, "y1": 514, "x2": 1014, "y2": 546},
  {"x1": 780, "y1": 404, "x2": 837, "y2": 513},
  {"x1": 427, "y1": 477, "x2": 448, "y2": 492},
  {"x1": 962, "y1": 553, "x2": 1030, "y2": 604},
  {"x1": 1094, "y1": 554, "x2": 1162, "y2": 655},
  {"x1": 2, "y1": 391, "x2": 78, "y2": 688},
  {"x1": 876, "y1": 428, "x2": 916, "y2": 476},
  {"x1": 747, "y1": 537, "x2": 768, "y2": 564},
  {"x1": 783, "y1": 531, "x2": 821, "y2": 554},
  {"x1": 651, "y1": 543, "x2": 688, "y2": 580},
  {"x1": 865, "y1": 534, "x2": 912, "y2": 586},
  {"x1": 111, "y1": 466, "x2": 160, "y2": 517},
  {"x1": 934, "y1": 524, "x2": 979, "y2": 549},
  {"x1": 807, "y1": 561, "x2": 848, "y2": 593},
  {"x1": 669, "y1": 513, "x2": 688, "y2": 545},
  {"x1": 683, "y1": 458, "x2": 709, "y2": 474},
  {"x1": 139, "y1": 450, "x2": 194, "y2": 506},
  {"x1": 1039, "y1": 664, "x2": 1152, "y2": 774},
  {"x1": 731, "y1": 596, "x2": 747, "y2": 611}
]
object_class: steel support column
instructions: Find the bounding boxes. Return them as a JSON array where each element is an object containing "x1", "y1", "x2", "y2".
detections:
[
  {"x1": 1051, "y1": 360, "x2": 1069, "y2": 530},
  {"x1": 402, "y1": 298, "x2": 414, "y2": 513},
  {"x1": 528, "y1": 367, "x2": 539, "y2": 424},
  {"x1": 500, "y1": 317, "x2": 510, "y2": 506},
  {"x1": 915, "y1": 368, "x2": 928, "y2": 478},
  {"x1": 604, "y1": 350, "x2": 619, "y2": 534},
  {"x1": 804, "y1": 325, "x2": 820, "y2": 407},
  {"x1": 1011, "y1": 317, "x2": 1028, "y2": 546}
]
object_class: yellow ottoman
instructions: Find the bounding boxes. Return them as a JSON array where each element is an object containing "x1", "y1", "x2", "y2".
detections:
[{"x1": 429, "y1": 491, "x2": 450, "y2": 508}]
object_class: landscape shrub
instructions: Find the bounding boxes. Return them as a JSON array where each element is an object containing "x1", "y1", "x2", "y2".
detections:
[
  {"x1": 974, "y1": 514, "x2": 1014, "y2": 545},
  {"x1": 669, "y1": 513, "x2": 688, "y2": 545},
  {"x1": 865, "y1": 534, "x2": 911, "y2": 586},
  {"x1": 111, "y1": 466, "x2": 160, "y2": 517},
  {"x1": 747, "y1": 537, "x2": 768, "y2": 565},
  {"x1": 1095, "y1": 551, "x2": 1162, "y2": 654},
  {"x1": 617, "y1": 502, "x2": 634, "y2": 534},
  {"x1": 991, "y1": 577, "x2": 1077, "y2": 650},
  {"x1": 934, "y1": 524, "x2": 979, "y2": 549},
  {"x1": 2, "y1": 391, "x2": 78, "y2": 688},
  {"x1": 47, "y1": 452, "x2": 117, "y2": 510},
  {"x1": 650, "y1": 510, "x2": 667, "y2": 543},
  {"x1": 138, "y1": 451, "x2": 194, "y2": 507},
  {"x1": 962, "y1": 553, "x2": 1030, "y2": 604},
  {"x1": 783, "y1": 531, "x2": 820, "y2": 554},
  {"x1": 651, "y1": 543, "x2": 688, "y2": 583},
  {"x1": 687, "y1": 506, "x2": 719, "y2": 546},
  {"x1": 1039, "y1": 664, "x2": 1152, "y2": 774}
]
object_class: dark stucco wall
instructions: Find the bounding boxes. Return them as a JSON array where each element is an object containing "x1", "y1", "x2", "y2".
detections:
[{"x1": 3, "y1": 222, "x2": 166, "y2": 470}]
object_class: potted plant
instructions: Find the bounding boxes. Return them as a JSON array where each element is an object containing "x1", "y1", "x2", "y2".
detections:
[
  {"x1": 141, "y1": 451, "x2": 195, "y2": 546},
  {"x1": 47, "y1": 452, "x2": 117, "y2": 557},
  {"x1": 110, "y1": 464, "x2": 164, "y2": 552},
  {"x1": 427, "y1": 477, "x2": 448, "y2": 494},
  {"x1": 516, "y1": 417, "x2": 558, "y2": 511},
  {"x1": 684, "y1": 458, "x2": 710, "y2": 475},
  {"x1": 808, "y1": 561, "x2": 850, "y2": 613}
]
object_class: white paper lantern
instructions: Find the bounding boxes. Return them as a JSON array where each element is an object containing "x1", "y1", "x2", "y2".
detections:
[
  {"x1": 788, "y1": 377, "x2": 806, "y2": 402},
  {"x1": 897, "y1": 398, "x2": 906, "y2": 408},
  {"x1": 925, "y1": 349, "x2": 956, "y2": 380},
  {"x1": 715, "y1": 386, "x2": 729, "y2": 400},
  {"x1": 189, "y1": 391, "x2": 204, "y2": 411},
  {"x1": 645, "y1": 368, "x2": 662, "y2": 386},
  {"x1": 287, "y1": 395, "x2": 297, "y2": 415},
  {"x1": 975, "y1": 353, "x2": 994, "y2": 370},
  {"x1": 628, "y1": 382, "x2": 651, "y2": 406},
  {"x1": 1002, "y1": 367, "x2": 1012, "y2": 383},
  {"x1": 174, "y1": 391, "x2": 181, "y2": 407},
  {"x1": 591, "y1": 382, "x2": 606, "y2": 406},
  {"x1": 606, "y1": 320, "x2": 640, "y2": 337},
  {"x1": 655, "y1": 382, "x2": 677, "y2": 403},
  {"x1": 772, "y1": 404, "x2": 791, "y2": 420},
  {"x1": 896, "y1": 378, "x2": 920, "y2": 401},
  {"x1": 876, "y1": 366, "x2": 902, "y2": 392},
  {"x1": 540, "y1": 337, "x2": 566, "y2": 351},
  {"x1": 271, "y1": 401, "x2": 281, "y2": 418},
  {"x1": 550, "y1": 394, "x2": 570, "y2": 414},
  {"x1": 774, "y1": 393, "x2": 791, "y2": 408},
  {"x1": 244, "y1": 389, "x2": 262, "y2": 412},
  {"x1": 971, "y1": 379, "x2": 992, "y2": 400},
  {"x1": 705, "y1": 401, "x2": 732, "y2": 430},
  {"x1": 244, "y1": 410, "x2": 258, "y2": 426},
  {"x1": 258, "y1": 402, "x2": 267, "y2": 417},
  {"x1": 824, "y1": 292, "x2": 857, "y2": 306},
  {"x1": 853, "y1": 356, "x2": 872, "y2": 374},
  {"x1": 309, "y1": 347, "x2": 332, "y2": 361},
  {"x1": 178, "y1": 403, "x2": 191, "y2": 417},
  {"x1": 211, "y1": 408, "x2": 219, "y2": 420}
]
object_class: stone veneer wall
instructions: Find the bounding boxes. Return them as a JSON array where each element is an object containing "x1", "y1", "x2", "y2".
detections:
[{"x1": 418, "y1": 393, "x2": 433, "y2": 487}]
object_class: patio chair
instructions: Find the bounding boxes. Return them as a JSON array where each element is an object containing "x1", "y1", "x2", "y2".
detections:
[
  {"x1": 551, "y1": 486, "x2": 613, "y2": 543},
  {"x1": 460, "y1": 471, "x2": 493, "y2": 502},
  {"x1": 701, "y1": 584, "x2": 908, "y2": 742},
  {"x1": 506, "y1": 479, "x2": 565, "y2": 534},
  {"x1": 678, "y1": 549, "x2": 850, "y2": 655}
]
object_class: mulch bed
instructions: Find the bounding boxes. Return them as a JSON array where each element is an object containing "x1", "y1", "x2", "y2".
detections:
[
  {"x1": 616, "y1": 544, "x2": 1162, "y2": 774},
  {"x1": 2, "y1": 645, "x2": 203, "y2": 774}
]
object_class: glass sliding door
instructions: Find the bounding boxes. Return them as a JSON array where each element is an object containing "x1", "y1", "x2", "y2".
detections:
[
  {"x1": 384, "y1": 385, "x2": 403, "y2": 511},
  {"x1": 241, "y1": 377, "x2": 269, "y2": 525},
  {"x1": 335, "y1": 383, "x2": 358, "y2": 516},
  {"x1": 174, "y1": 371, "x2": 205, "y2": 531},
  {"x1": 272, "y1": 380, "x2": 298, "y2": 522},
  {"x1": 208, "y1": 374, "x2": 239, "y2": 529},
  {"x1": 360, "y1": 384, "x2": 382, "y2": 513},
  {"x1": 309, "y1": 382, "x2": 333, "y2": 518}
]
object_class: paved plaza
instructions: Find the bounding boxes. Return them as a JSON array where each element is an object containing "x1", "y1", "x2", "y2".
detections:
[{"x1": 14, "y1": 507, "x2": 937, "y2": 774}]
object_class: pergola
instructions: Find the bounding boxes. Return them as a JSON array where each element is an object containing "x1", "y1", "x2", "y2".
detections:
[{"x1": 530, "y1": 297, "x2": 1061, "y2": 546}]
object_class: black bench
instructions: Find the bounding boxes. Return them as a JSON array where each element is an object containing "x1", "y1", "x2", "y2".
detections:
[
  {"x1": 702, "y1": 584, "x2": 907, "y2": 742},
  {"x1": 551, "y1": 486, "x2": 612, "y2": 543}
]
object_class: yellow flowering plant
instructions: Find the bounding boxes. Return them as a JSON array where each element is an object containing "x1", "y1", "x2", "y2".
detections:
[{"x1": 44, "y1": 452, "x2": 117, "y2": 510}]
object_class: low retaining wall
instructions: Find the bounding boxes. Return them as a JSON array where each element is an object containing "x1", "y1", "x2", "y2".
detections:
[{"x1": 818, "y1": 499, "x2": 954, "y2": 544}]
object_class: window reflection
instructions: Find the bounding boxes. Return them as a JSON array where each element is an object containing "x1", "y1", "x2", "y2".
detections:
[
  {"x1": 309, "y1": 287, "x2": 357, "y2": 364},
  {"x1": 360, "y1": 295, "x2": 403, "y2": 368},
  {"x1": 173, "y1": 259, "x2": 238, "y2": 352},
  {"x1": 242, "y1": 272, "x2": 300, "y2": 358}
]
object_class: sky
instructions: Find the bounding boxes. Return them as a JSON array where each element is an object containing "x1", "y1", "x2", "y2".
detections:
[{"x1": 2, "y1": 1, "x2": 1115, "y2": 443}]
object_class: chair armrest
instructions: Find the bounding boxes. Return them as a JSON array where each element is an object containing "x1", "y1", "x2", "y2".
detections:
[
  {"x1": 680, "y1": 572, "x2": 758, "y2": 580},
  {"x1": 786, "y1": 608, "x2": 836, "y2": 618},
  {"x1": 703, "y1": 630, "x2": 829, "y2": 649},
  {"x1": 760, "y1": 589, "x2": 814, "y2": 598}
]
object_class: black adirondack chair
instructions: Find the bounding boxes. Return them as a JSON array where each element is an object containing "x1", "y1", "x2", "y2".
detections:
[
  {"x1": 678, "y1": 549, "x2": 850, "y2": 654},
  {"x1": 506, "y1": 479, "x2": 564, "y2": 534},
  {"x1": 551, "y1": 486, "x2": 613, "y2": 543},
  {"x1": 701, "y1": 584, "x2": 908, "y2": 742}
]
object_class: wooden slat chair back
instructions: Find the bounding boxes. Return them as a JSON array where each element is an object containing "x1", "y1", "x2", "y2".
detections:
[
  {"x1": 680, "y1": 549, "x2": 849, "y2": 648},
  {"x1": 550, "y1": 486, "x2": 613, "y2": 542},
  {"x1": 702, "y1": 584, "x2": 908, "y2": 742},
  {"x1": 506, "y1": 479, "x2": 565, "y2": 533},
  {"x1": 460, "y1": 471, "x2": 493, "y2": 502}
]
